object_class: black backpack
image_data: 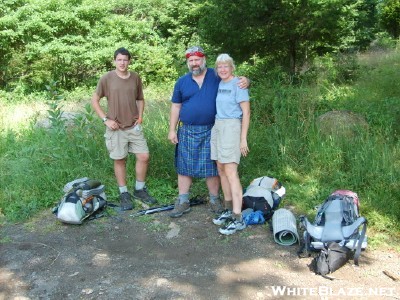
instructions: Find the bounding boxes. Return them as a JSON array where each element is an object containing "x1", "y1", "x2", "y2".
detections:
[
  {"x1": 242, "y1": 176, "x2": 285, "y2": 221},
  {"x1": 312, "y1": 241, "x2": 352, "y2": 280}
]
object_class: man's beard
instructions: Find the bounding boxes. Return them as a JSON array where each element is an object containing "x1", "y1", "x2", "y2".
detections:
[{"x1": 189, "y1": 61, "x2": 206, "y2": 76}]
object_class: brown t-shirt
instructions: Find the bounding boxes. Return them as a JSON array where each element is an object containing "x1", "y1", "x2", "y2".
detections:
[{"x1": 96, "y1": 70, "x2": 144, "y2": 129}]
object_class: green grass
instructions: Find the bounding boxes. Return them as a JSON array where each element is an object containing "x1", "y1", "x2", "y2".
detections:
[{"x1": 0, "y1": 49, "x2": 399, "y2": 251}]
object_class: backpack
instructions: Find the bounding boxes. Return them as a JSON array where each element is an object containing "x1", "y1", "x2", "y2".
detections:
[
  {"x1": 53, "y1": 177, "x2": 107, "y2": 224},
  {"x1": 242, "y1": 176, "x2": 286, "y2": 221},
  {"x1": 312, "y1": 241, "x2": 352, "y2": 280},
  {"x1": 299, "y1": 190, "x2": 367, "y2": 268}
]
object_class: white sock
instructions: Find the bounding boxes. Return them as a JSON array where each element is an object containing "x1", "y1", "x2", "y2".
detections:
[
  {"x1": 135, "y1": 181, "x2": 145, "y2": 190},
  {"x1": 119, "y1": 186, "x2": 128, "y2": 194}
]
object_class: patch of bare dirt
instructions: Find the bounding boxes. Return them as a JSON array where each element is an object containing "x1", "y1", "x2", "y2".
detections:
[{"x1": 1, "y1": 203, "x2": 399, "y2": 300}]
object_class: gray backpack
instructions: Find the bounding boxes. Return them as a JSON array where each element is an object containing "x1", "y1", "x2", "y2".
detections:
[
  {"x1": 53, "y1": 178, "x2": 107, "y2": 224},
  {"x1": 299, "y1": 190, "x2": 367, "y2": 266}
]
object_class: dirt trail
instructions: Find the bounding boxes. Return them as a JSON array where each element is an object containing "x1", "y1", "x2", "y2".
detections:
[{"x1": 1, "y1": 204, "x2": 399, "y2": 300}]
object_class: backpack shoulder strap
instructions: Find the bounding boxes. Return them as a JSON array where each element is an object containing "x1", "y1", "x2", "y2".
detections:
[
  {"x1": 341, "y1": 195, "x2": 357, "y2": 225},
  {"x1": 353, "y1": 219, "x2": 368, "y2": 265},
  {"x1": 315, "y1": 195, "x2": 335, "y2": 224},
  {"x1": 297, "y1": 225, "x2": 312, "y2": 258}
]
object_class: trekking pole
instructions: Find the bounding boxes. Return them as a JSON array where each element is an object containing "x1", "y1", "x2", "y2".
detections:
[{"x1": 130, "y1": 196, "x2": 205, "y2": 217}]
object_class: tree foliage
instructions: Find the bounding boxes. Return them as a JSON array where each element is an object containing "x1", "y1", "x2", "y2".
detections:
[
  {"x1": 379, "y1": 0, "x2": 400, "y2": 38},
  {"x1": 198, "y1": 0, "x2": 379, "y2": 74},
  {"x1": 0, "y1": 0, "x2": 397, "y2": 92},
  {"x1": 0, "y1": 0, "x2": 200, "y2": 92}
]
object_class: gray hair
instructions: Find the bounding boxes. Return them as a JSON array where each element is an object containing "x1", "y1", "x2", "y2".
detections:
[
  {"x1": 215, "y1": 53, "x2": 235, "y2": 71},
  {"x1": 185, "y1": 46, "x2": 205, "y2": 58}
]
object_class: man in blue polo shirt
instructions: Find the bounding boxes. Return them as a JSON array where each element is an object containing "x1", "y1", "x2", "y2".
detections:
[{"x1": 168, "y1": 46, "x2": 249, "y2": 218}]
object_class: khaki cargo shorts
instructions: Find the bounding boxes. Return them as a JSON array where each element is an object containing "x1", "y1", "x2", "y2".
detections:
[
  {"x1": 104, "y1": 125, "x2": 149, "y2": 160},
  {"x1": 211, "y1": 119, "x2": 241, "y2": 164}
]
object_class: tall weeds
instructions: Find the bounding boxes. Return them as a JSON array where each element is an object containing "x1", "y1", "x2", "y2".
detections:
[
  {"x1": 0, "y1": 50, "x2": 399, "y2": 250},
  {"x1": 243, "y1": 50, "x2": 400, "y2": 249}
]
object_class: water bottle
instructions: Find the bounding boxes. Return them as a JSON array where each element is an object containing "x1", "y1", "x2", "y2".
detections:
[{"x1": 83, "y1": 202, "x2": 93, "y2": 213}]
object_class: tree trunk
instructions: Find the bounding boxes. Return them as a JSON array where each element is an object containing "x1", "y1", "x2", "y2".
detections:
[{"x1": 289, "y1": 38, "x2": 297, "y2": 75}]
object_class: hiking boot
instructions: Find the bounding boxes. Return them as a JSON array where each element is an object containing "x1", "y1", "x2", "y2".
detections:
[
  {"x1": 213, "y1": 209, "x2": 233, "y2": 226},
  {"x1": 133, "y1": 187, "x2": 157, "y2": 205},
  {"x1": 209, "y1": 199, "x2": 224, "y2": 214},
  {"x1": 169, "y1": 199, "x2": 190, "y2": 218},
  {"x1": 219, "y1": 217, "x2": 246, "y2": 235},
  {"x1": 120, "y1": 192, "x2": 134, "y2": 211}
]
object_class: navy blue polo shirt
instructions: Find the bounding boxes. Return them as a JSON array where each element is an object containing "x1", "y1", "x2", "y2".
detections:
[{"x1": 171, "y1": 68, "x2": 220, "y2": 125}]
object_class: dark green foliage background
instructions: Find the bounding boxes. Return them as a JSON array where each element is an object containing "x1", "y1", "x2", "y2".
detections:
[{"x1": 1, "y1": 0, "x2": 399, "y2": 92}]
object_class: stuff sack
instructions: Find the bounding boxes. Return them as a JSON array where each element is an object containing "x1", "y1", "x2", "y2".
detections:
[
  {"x1": 313, "y1": 242, "x2": 351, "y2": 279},
  {"x1": 299, "y1": 190, "x2": 367, "y2": 266},
  {"x1": 242, "y1": 176, "x2": 286, "y2": 221},
  {"x1": 244, "y1": 210, "x2": 266, "y2": 225},
  {"x1": 53, "y1": 177, "x2": 107, "y2": 224}
]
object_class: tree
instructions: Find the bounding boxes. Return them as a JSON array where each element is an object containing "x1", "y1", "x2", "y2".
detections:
[
  {"x1": 0, "y1": 0, "x2": 183, "y2": 92},
  {"x1": 0, "y1": 0, "x2": 28, "y2": 89},
  {"x1": 198, "y1": 0, "x2": 378, "y2": 74},
  {"x1": 353, "y1": 0, "x2": 379, "y2": 50},
  {"x1": 379, "y1": 0, "x2": 400, "y2": 38}
]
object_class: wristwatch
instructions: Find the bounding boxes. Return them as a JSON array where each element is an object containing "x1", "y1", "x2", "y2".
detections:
[{"x1": 102, "y1": 117, "x2": 108, "y2": 122}]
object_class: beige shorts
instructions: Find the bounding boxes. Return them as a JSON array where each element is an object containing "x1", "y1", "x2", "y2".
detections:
[
  {"x1": 104, "y1": 125, "x2": 149, "y2": 160},
  {"x1": 211, "y1": 119, "x2": 241, "y2": 164}
]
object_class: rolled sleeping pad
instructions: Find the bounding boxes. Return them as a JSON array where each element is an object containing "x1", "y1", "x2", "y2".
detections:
[{"x1": 272, "y1": 208, "x2": 300, "y2": 246}]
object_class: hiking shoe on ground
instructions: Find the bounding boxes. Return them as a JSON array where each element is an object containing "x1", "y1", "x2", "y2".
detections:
[
  {"x1": 219, "y1": 217, "x2": 246, "y2": 235},
  {"x1": 169, "y1": 199, "x2": 190, "y2": 218},
  {"x1": 213, "y1": 209, "x2": 233, "y2": 225},
  {"x1": 209, "y1": 200, "x2": 224, "y2": 214},
  {"x1": 133, "y1": 187, "x2": 157, "y2": 205},
  {"x1": 120, "y1": 192, "x2": 134, "y2": 211}
]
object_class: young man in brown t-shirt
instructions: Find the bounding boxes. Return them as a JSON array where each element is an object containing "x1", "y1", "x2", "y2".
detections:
[{"x1": 91, "y1": 47, "x2": 157, "y2": 210}]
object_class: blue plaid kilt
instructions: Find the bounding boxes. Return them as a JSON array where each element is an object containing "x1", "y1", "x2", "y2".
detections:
[{"x1": 175, "y1": 123, "x2": 218, "y2": 178}]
